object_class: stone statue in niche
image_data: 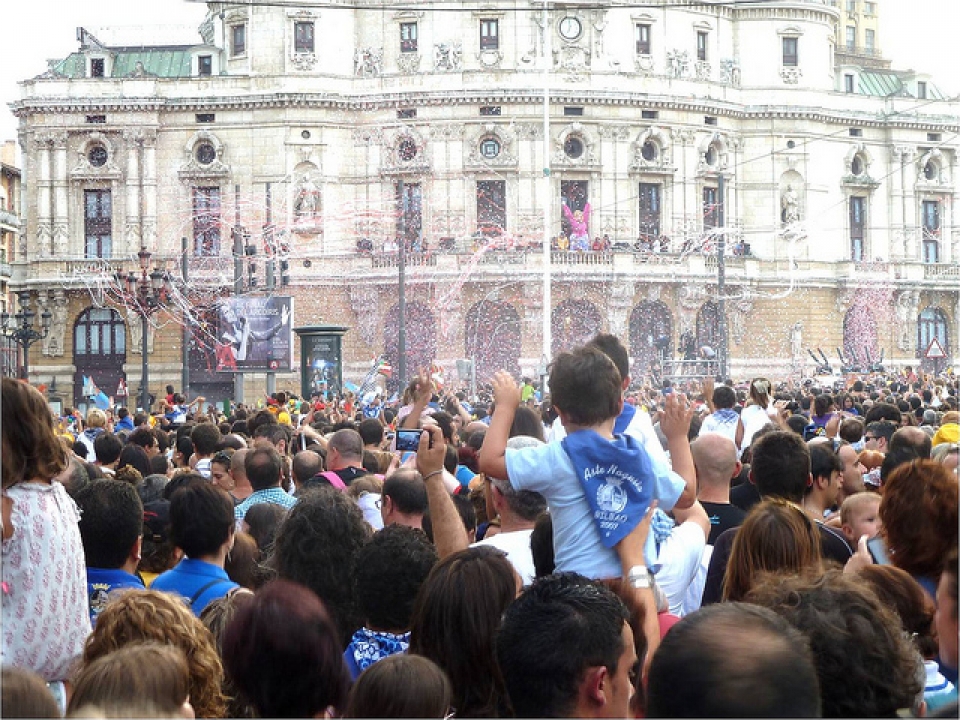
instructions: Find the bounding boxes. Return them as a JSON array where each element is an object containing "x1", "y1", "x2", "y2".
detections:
[
  {"x1": 294, "y1": 174, "x2": 321, "y2": 217},
  {"x1": 434, "y1": 43, "x2": 462, "y2": 71},
  {"x1": 781, "y1": 184, "x2": 800, "y2": 223}
]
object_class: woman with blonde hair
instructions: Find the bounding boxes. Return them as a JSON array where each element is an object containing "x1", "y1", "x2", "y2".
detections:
[
  {"x1": 723, "y1": 498, "x2": 822, "y2": 602},
  {"x1": 739, "y1": 377, "x2": 776, "y2": 450},
  {"x1": 82, "y1": 589, "x2": 227, "y2": 718},
  {"x1": 68, "y1": 643, "x2": 194, "y2": 718}
]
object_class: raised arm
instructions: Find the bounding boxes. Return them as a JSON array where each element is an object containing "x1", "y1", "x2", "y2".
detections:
[
  {"x1": 401, "y1": 376, "x2": 434, "y2": 429},
  {"x1": 660, "y1": 393, "x2": 697, "y2": 509},
  {"x1": 417, "y1": 424, "x2": 468, "y2": 558},
  {"x1": 476, "y1": 371, "x2": 520, "y2": 483}
]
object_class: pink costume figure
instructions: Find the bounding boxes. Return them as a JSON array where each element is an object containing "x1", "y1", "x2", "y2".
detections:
[{"x1": 562, "y1": 202, "x2": 591, "y2": 251}]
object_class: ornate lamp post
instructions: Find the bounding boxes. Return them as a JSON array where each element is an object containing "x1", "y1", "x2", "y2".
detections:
[
  {"x1": 116, "y1": 246, "x2": 166, "y2": 412},
  {"x1": 0, "y1": 290, "x2": 52, "y2": 380}
]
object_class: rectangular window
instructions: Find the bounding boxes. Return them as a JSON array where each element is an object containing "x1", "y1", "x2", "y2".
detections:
[
  {"x1": 849, "y1": 127, "x2": 862, "y2": 137},
  {"x1": 642, "y1": 110, "x2": 659, "y2": 120},
  {"x1": 850, "y1": 196, "x2": 865, "y2": 261},
  {"x1": 918, "y1": 81, "x2": 928, "y2": 99},
  {"x1": 90, "y1": 58, "x2": 105, "y2": 78},
  {"x1": 639, "y1": 184, "x2": 661, "y2": 242},
  {"x1": 397, "y1": 183, "x2": 422, "y2": 246},
  {"x1": 782, "y1": 37, "x2": 798, "y2": 66},
  {"x1": 844, "y1": 74, "x2": 855, "y2": 93},
  {"x1": 864, "y1": 29, "x2": 875, "y2": 52},
  {"x1": 697, "y1": 31, "x2": 708, "y2": 61},
  {"x1": 192, "y1": 187, "x2": 221, "y2": 257},
  {"x1": 397, "y1": 108, "x2": 417, "y2": 119},
  {"x1": 845, "y1": 26, "x2": 856, "y2": 50},
  {"x1": 636, "y1": 23, "x2": 651, "y2": 55},
  {"x1": 480, "y1": 19, "x2": 499, "y2": 50},
  {"x1": 477, "y1": 180, "x2": 506, "y2": 236},
  {"x1": 231, "y1": 24, "x2": 246, "y2": 56},
  {"x1": 479, "y1": 106, "x2": 501, "y2": 116},
  {"x1": 703, "y1": 186, "x2": 719, "y2": 229},
  {"x1": 564, "y1": 106, "x2": 584, "y2": 116},
  {"x1": 846, "y1": 0, "x2": 856, "y2": 12},
  {"x1": 84, "y1": 190, "x2": 112, "y2": 259},
  {"x1": 196, "y1": 113, "x2": 215, "y2": 123},
  {"x1": 864, "y1": 2, "x2": 876, "y2": 15},
  {"x1": 704, "y1": 115, "x2": 717, "y2": 126},
  {"x1": 198, "y1": 55, "x2": 212, "y2": 76},
  {"x1": 295, "y1": 21, "x2": 315, "y2": 53},
  {"x1": 400, "y1": 22, "x2": 418, "y2": 53},
  {"x1": 922, "y1": 200, "x2": 940, "y2": 263},
  {"x1": 86, "y1": 115, "x2": 106, "y2": 124},
  {"x1": 927, "y1": 132, "x2": 940, "y2": 142}
]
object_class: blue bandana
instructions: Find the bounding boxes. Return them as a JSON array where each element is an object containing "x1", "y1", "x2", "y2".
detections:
[
  {"x1": 561, "y1": 430, "x2": 657, "y2": 548},
  {"x1": 348, "y1": 627, "x2": 410, "y2": 674},
  {"x1": 614, "y1": 403, "x2": 637, "y2": 435}
]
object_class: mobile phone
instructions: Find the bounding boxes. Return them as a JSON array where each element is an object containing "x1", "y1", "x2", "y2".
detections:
[
  {"x1": 395, "y1": 428, "x2": 422, "y2": 452},
  {"x1": 803, "y1": 423, "x2": 819, "y2": 441},
  {"x1": 866, "y1": 535, "x2": 889, "y2": 565}
]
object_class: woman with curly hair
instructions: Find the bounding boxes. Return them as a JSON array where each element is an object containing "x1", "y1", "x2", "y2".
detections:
[
  {"x1": 2, "y1": 378, "x2": 90, "y2": 685},
  {"x1": 82, "y1": 589, "x2": 227, "y2": 718},
  {"x1": 722, "y1": 497, "x2": 822, "y2": 602},
  {"x1": 409, "y1": 546, "x2": 518, "y2": 718},
  {"x1": 880, "y1": 459, "x2": 959, "y2": 599}
]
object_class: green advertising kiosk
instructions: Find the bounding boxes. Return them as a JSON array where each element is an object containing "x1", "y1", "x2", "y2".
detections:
[{"x1": 294, "y1": 325, "x2": 349, "y2": 401}]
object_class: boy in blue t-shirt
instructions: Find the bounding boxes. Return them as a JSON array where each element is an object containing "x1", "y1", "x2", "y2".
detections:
[{"x1": 479, "y1": 345, "x2": 696, "y2": 579}]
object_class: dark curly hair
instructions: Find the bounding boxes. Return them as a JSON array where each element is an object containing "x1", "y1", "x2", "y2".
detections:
[
  {"x1": 858, "y1": 564, "x2": 938, "y2": 659},
  {"x1": 354, "y1": 525, "x2": 438, "y2": 632},
  {"x1": 272, "y1": 487, "x2": 372, "y2": 647},
  {"x1": 881, "y1": 459, "x2": 959, "y2": 580},
  {"x1": 746, "y1": 568, "x2": 923, "y2": 718}
]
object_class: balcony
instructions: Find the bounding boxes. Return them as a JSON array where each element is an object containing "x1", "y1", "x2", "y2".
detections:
[{"x1": 0, "y1": 209, "x2": 18, "y2": 230}]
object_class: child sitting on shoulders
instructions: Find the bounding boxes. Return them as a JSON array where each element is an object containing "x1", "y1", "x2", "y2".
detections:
[{"x1": 479, "y1": 346, "x2": 697, "y2": 579}]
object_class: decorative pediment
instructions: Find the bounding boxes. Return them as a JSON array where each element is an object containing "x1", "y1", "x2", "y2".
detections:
[
  {"x1": 697, "y1": 131, "x2": 730, "y2": 174},
  {"x1": 71, "y1": 132, "x2": 122, "y2": 182},
  {"x1": 465, "y1": 123, "x2": 518, "y2": 169},
  {"x1": 178, "y1": 130, "x2": 230, "y2": 181},
  {"x1": 630, "y1": 126, "x2": 674, "y2": 174},
  {"x1": 916, "y1": 147, "x2": 952, "y2": 189},
  {"x1": 842, "y1": 142, "x2": 879, "y2": 188},
  {"x1": 381, "y1": 126, "x2": 431, "y2": 175},
  {"x1": 552, "y1": 123, "x2": 600, "y2": 169}
]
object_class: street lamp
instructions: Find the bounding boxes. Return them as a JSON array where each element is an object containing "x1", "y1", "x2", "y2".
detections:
[
  {"x1": 116, "y1": 245, "x2": 167, "y2": 412},
  {"x1": 0, "y1": 290, "x2": 52, "y2": 380}
]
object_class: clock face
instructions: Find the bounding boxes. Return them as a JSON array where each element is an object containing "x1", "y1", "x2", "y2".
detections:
[{"x1": 559, "y1": 16, "x2": 581, "y2": 41}]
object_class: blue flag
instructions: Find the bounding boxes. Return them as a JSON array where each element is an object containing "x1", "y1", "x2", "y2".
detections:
[{"x1": 560, "y1": 430, "x2": 656, "y2": 548}]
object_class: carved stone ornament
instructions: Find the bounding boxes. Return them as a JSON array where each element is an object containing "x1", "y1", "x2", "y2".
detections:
[
  {"x1": 353, "y1": 128, "x2": 383, "y2": 146},
  {"x1": 397, "y1": 52, "x2": 421, "y2": 74},
  {"x1": 730, "y1": 293, "x2": 754, "y2": 346},
  {"x1": 477, "y1": 49, "x2": 504, "y2": 69},
  {"x1": 635, "y1": 54, "x2": 655, "y2": 74},
  {"x1": 292, "y1": 52, "x2": 318, "y2": 71},
  {"x1": 465, "y1": 123, "x2": 518, "y2": 168},
  {"x1": 71, "y1": 133, "x2": 123, "y2": 182},
  {"x1": 381, "y1": 126, "x2": 430, "y2": 175},
  {"x1": 178, "y1": 131, "x2": 230, "y2": 181},
  {"x1": 349, "y1": 284, "x2": 380, "y2": 347},
  {"x1": 780, "y1": 66, "x2": 802, "y2": 84},
  {"x1": 694, "y1": 60, "x2": 711, "y2": 81},
  {"x1": 895, "y1": 289, "x2": 921, "y2": 351},
  {"x1": 630, "y1": 126, "x2": 674, "y2": 173},
  {"x1": 128, "y1": 310, "x2": 156, "y2": 355},
  {"x1": 666, "y1": 49, "x2": 689, "y2": 79},
  {"x1": 434, "y1": 42, "x2": 462, "y2": 71},
  {"x1": 38, "y1": 290, "x2": 68, "y2": 358},
  {"x1": 355, "y1": 47, "x2": 383, "y2": 77},
  {"x1": 555, "y1": 45, "x2": 591, "y2": 82},
  {"x1": 719, "y1": 58, "x2": 740, "y2": 87},
  {"x1": 553, "y1": 123, "x2": 599, "y2": 168}
]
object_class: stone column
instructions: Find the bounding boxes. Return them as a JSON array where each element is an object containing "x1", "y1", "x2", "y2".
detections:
[
  {"x1": 901, "y1": 146, "x2": 918, "y2": 259},
  {"x1": 889, "y1": 146, "x2": 906, "y2": 260},
  {"x1": 124, "y1": 130, "x2": 142, "y2": 255},
  {"x1": 141, "y1": 131, "x2": 158, "y2": 251},
  {"x1": 35, "y1": 133, "x2": 53, "y2": 257},
  {"x1": 52, "y1": 132, "x2": 69, "y2": 256}
]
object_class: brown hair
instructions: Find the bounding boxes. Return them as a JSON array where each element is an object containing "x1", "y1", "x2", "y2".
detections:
[
  {"x1": 82, "y1": 589, "x2": 227, "y2": 718},
  {"x1": 1, "y1": 378, "x2": 68, "y2": 487},
  {"x1": 723, "y1": 498, "x2": 822, "y2": 602},
  {"x1": 857, "y1": 565, "x2": 938, "y2": 659},
  {"x1": 858, "y1": 449, "x2": 884, "y2": 471},
  {"x1": 1, "y1": 666, "x2": 60, "y2": 718},
  {"x1": 548, "y1": 346, "x2": 622, "y2": 427},
  {"x1": 880, "y1": 459, "x2": 959, "y2": 579},
  {"x1": 344, "y1": 654, "x2": 452, "y2": 718},
  {"x1": 68, "y1": 643, "x2": 190, "y2": 717}
]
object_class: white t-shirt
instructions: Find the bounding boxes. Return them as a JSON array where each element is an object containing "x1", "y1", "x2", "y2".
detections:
[
  {"x1": 472, "y1": 529, "x2": 536, "y2": 586},
  {"x1": 650, "y1": 522, "x2": 707, "y2": 616},
  {"x1": 740, "y1": 404, "x2": 775, "y2": 448},
  {"x1": 505, "y1": 440, "x2": 684, "y2": 579}
]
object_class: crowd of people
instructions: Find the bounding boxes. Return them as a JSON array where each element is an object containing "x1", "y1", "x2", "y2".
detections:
[{"x1": 1, "y1": 337, "x2": 958, "y2": 718}]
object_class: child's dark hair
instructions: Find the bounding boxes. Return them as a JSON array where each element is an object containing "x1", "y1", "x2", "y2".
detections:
[
  {"x1": 712, "y1": 385, "x2": 737, "y2": 409},
  {"x1": 548, "y1": 346, "x2": 622, "y2": 427}
]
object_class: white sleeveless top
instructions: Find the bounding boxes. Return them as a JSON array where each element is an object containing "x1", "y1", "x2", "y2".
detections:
[{"x1": 2, "y1": 481, "x2": 91, "y2": 681}]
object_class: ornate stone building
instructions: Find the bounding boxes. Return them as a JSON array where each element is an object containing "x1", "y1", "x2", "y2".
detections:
[{"x1": 10, "y1": 1, "x2": 959, "y2": 408}]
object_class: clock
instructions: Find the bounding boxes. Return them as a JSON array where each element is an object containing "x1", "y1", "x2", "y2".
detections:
[{"x1": 558, "y1": 16, "x2": 582, "y2": 41}]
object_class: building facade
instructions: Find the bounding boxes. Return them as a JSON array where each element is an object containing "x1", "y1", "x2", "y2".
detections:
[
  {"x1": 11, "y1": 0, "x2": 959, "y2": 408},
  {"x1": 1, "y1": 142, "x2": 20, "y2": 376}
]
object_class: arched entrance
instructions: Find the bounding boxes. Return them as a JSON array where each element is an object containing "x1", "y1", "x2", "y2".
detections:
[
  {"x1": 696, "y1": 301, "x2": 720, "y2": 352},
  {"x1": 73, "y1": 307, "x2": 126, "y2": 411},
  {"x1": 385, "y1": 302, "x2": 437, "y2": 390},
  {"x1": 465, "y1": 300, "x2": 522, "y2": 381},
  {"x1": 630, "y1": 300, "x2": 673, "y2": 378},
  {"x1": 843, "y1": 305, "x2": 879, "y2": 369},
  {"x1": 551, "y1": 299, "x2": 602, "y2": 356}
]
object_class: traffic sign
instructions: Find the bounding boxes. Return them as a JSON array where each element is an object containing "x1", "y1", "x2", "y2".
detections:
[{"x1": 924, "y1": 337, "x2": 946, "y2": 360}]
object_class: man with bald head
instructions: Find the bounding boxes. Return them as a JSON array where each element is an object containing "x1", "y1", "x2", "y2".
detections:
[
  {"x1": 691, "y1": 434, "x2": 746, "y2": 545},
  {"x1": 229, "y1": 447, "x2": 254, "y2": 502},
  {"x1": 309, "y1": 428, "x2": 369, "y2": 488}
]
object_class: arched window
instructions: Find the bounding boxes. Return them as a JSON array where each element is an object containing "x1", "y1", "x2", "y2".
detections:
[
  {"x1": 630, "y1": 300, "x2": 673, "y2": 378},
  {"x1": 918, "y1": 306, "x2": 949, "y2": 357},
  {"x1": 73, "y1": 307, "x2": 126, "y2": 410},
  {"x1": 551, "y1": 299, "x2": 601, "y2": 356},
  {"x1": 696, "y1": 301, "x2": 720, "y2": 352},
  {"x1": 465, "y1": 300, "x2": 522, "y2": 381}
]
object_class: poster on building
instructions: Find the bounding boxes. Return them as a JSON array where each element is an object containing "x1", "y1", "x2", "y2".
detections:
[
  {"x1": 216, "y1": 296, "x2": 294, "y2": 372},
  {"x1": 302, "y1": 334, "x2": 342, "y2": 401}
]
